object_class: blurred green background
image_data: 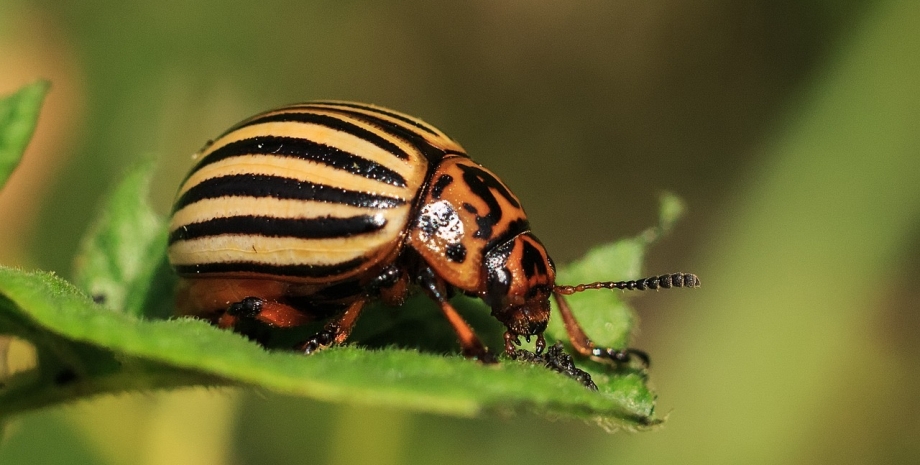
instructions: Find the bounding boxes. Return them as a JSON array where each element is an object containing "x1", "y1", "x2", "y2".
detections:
[{"x1": 2, "y1": 1, "x2": 919, "y2": 464}]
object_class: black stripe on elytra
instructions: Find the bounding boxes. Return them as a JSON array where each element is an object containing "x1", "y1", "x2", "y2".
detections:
[
  {"x1": 173, "y1": 256, "x2": 367, "y2": 279},
  {"x1": 309, "y1": 102, "x2": 441, "y2": 136},
  {"x1": 174, "y1": 174, "x2": 406, "y2": 212},
  {"x1": 320, "y1": 107, "x2": 450, "y2": 165},
  {"x1": 237, "y1": 112, "x2": 411, "y2": 161},
  {"x1": 187, "y1": 135, "x2": 407, "y2": 187},
  {"x1": 168, "y1": 214, "x2": 387, "y2": 245}
]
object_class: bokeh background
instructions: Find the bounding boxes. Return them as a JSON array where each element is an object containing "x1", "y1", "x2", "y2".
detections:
[{"x1": 2, "y1": 1, "x2": 919, "y2": 464}]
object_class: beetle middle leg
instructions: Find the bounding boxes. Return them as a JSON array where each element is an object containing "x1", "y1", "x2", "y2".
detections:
[{"x1": 552, "y1": 290, "x2": 650, "y2": 367}]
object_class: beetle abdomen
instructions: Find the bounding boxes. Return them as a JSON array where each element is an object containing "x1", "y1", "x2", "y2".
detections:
[{"x1": 168, "y1": 102, "x2": 462, "y2": 283}]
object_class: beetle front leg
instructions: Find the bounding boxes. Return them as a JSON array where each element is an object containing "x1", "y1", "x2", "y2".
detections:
[
  {"x1": 552, "y1": 290, "x2": 651, "y2": 367},
  {"x1": 418, "y1": 267, "x2": 496, "y2": 363}
]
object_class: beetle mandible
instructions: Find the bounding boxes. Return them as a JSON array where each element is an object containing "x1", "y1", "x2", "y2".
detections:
[{"x1": 168, "y1": 101, "x2": 699, "y2": 363}]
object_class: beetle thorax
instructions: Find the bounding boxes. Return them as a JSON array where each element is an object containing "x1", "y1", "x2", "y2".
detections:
[{"x1": 407, "y1": 156, "x2": 532, "y2": 293}]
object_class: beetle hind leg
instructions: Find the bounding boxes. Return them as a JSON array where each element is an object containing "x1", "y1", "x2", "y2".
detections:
[
  {"x1": 220, "y1": 296, "x2": 314, "y2": 329},
  {"x1": 296, "y1": 298, "x2": 367, "y2": 355},
  {"x1": 552, "y1": 290, "x2": 651, "y2": 367}
]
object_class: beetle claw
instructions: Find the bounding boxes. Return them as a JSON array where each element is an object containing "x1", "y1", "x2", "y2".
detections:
[{"x1": 535, "y1": 334, "x2": 546, "y2": 355}]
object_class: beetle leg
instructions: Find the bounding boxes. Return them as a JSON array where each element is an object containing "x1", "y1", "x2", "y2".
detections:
[
  {"x1": 503, "y1": 331, "x2": 521, "y2": 355},
  {"x1": 373, "y1": 265, "x2": 410, "y2": 307},
  {"x1": 552, "y1": 290, "x2": 650, "y2": 367},
  {"x1": 437, "y1": 299, "x2": 497, "y2": 363},
  {"x1": 223, "y1": 296, "x2": 313, "y2": 328},
  {"x1": 418, "y1": 268, "x2": 496, "y2": 363},
  {"x1": 297, "y1": 299, "x2": 367, "y2": 355}
]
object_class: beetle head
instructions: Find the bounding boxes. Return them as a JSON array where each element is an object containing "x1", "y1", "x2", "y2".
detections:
[{"x1": 482, "y1": 232, "x2": 555, "y2": 337}]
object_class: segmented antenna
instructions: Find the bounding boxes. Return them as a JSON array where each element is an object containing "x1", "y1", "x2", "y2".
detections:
[{"x1": 554, "y1": 272, "x2": 700, "y2": 295}]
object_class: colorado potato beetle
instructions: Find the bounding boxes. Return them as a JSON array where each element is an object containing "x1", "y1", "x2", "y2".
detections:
[{"x1": 168, "y1": 101, "x2": 699, "y2": 364}]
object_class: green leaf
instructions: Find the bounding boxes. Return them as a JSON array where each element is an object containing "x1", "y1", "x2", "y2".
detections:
[
  {"x1": 72, "y1": 159, "x2": 175, "y2": 318},
  {"x1": 0, "y1": 80, "x2": 50, "y2": 190},
  {"x1": 0, "y1": 266, "x2": 658, "y2": 430},
  {"x1": 1, "y1": 163, "x2": 687, "y2": 430},
  {"x1": 547, "y1": 193, "x2": 687, "y2": 348}
]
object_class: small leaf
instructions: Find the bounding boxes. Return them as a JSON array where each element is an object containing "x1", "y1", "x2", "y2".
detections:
[
  {"x1": 72, "y1": 159, "x2": 174, "y2": 318},
  {"x1": 0, "y1": 266, "x2": 659, "y2": 429},
  {"x1": 549, "y1": 240, "x2": 644, "y2": 349},
  {"x1": 657, "y1": 191, "x2": 687, "y2": 234},
  {"x1": 547, "y1": 194, "x2": 686, "y2": 348},
  {"x1": 0, "y1": 80, "x2": 50, "y2": 190}
]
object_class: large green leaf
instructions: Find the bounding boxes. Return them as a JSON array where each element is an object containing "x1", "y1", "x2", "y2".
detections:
[
  {"x1": 0, "y1": 266, "x2": 657, "y2": 430},
  {"x1": 0, "y1": 81, "x2": 50, "y2": 190},
  {"x1": 1, "y1": 158, "x2": 686, "y2": 431}
]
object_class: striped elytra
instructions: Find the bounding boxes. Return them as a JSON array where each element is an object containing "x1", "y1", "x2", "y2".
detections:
[
  {"x1": 168, "y1": 101, "x2": 699, "y2": 379},
  {"x1": 169, "y1": 101, "x2": 462, "y2": 283}
]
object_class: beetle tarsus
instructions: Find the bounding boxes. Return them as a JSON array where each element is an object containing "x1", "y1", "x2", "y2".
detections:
[
  {"x1": 591, "y1": 347, "x2": 651, "y2": 368},
  {"x1": 510, "y1": 343, "x2": 597, "y2": 390},
  {"x1": 297, "y1": 325, "x2": 339, "y2": 355}
]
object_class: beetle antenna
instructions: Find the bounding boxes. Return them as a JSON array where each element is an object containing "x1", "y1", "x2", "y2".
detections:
[{"x1": 554, "y1": 272, "x2": 700, "y2": 295}]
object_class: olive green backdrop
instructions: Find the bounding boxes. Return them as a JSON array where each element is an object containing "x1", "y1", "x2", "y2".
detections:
[{"x1": 1, "y1": 1, "x2": 918, "y2": 464}]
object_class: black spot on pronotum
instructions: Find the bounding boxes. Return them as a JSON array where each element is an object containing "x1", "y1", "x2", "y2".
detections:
[
  {"x1": 445, "y1": 243, "x2": 467, "y2": 263},
  {"x1": 92, "y1": 294, "x2": 107, "y2": 304},
  {"x1": 456, "y1": 163, "x2": 520, "y2": 240},
  {"x1": 431, "y1": 174, "x2": 453, "y2": 199}
]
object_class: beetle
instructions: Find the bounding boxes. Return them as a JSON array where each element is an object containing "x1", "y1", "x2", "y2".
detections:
[{"x1": 168, "y1": 101, "x2": 698, "y2": 363}]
